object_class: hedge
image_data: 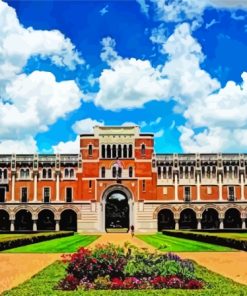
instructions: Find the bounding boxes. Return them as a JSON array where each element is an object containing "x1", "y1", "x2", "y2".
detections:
[
  {"x1": 162, "y1": 230, "x2": 247, "y2": 251},
  {"x1": 0, "y1": 231, "x2": 74, "y2": 251}
]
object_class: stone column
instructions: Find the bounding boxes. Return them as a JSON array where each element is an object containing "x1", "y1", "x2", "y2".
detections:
[
  {"x1": 219, "y1": 219, "x2": 224, "y2": 230},
  {"x1": 33, "y1": 173, "x2": 38, "y2": 202},
  {"x1": 10, "y1": 220, "x2": 15, "y2": 232},
  {"x1": 196, "y1": 173, "x2": 200, "y2": 201},
  {"x1": 56, "y1": 172, "x2": 60, "y2": 202},
  {"x1": 242, "y1": 218, "x2": 246, "y2": 230},
  {"x1": 197, "y1": 219, "x2": 202, "y2": 230},
  {"x1": 174, "y1": 174, "x2": 178, "y2": 201},
  {"x1": 175, "y1": 219, "x2": 179, "y2": 230},
  {"x1": 55, "y1": 220, "x2": 60, "y2": 231},
  {"x1": 240, "y1": 174, "x2": 245, "y2": 201},
  {"x1": 33, "y1": 220, "x2": 37, "y2": 231},
  {"x1": 11, "y1": 174, "x2": 15, "y2": 202},
  {"x1": 219, "y1": 174, "x2": 223, "y2": 201}
]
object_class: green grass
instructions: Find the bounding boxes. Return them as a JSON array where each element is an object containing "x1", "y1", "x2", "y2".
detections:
[
  {"x1": 3, "y1": 234, "x2": 99, "y2": 253},
  {"x1": 137, "y1": 233, "x2": 234, "y2": 252},
  {"x1": 0, "y1": 232, "x2": 61, "y2": 242},
  {"x1": 181, "y1": 231, "x2": 247, "y2": 241},
  {"x1": 3, "y1": 260, "x2": 247, "y2": 296}
]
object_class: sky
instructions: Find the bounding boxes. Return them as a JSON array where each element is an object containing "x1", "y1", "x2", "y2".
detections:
[{"x1": 1, "y1": 0, "x2": 247, "y2": 154}]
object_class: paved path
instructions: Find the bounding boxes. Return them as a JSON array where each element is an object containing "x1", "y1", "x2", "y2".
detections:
[
  {"x1": 0, "y1": 254, "x2": 61, "y2": 294},
  {"x1": 90, "y1": 233, "x2": 247, "y2": 286}
]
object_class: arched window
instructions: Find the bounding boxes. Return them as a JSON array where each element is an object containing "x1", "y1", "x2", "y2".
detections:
[
  {"x1": 129, "y1": 167, "x2": 133, "y2": 178},
  {"x1": 107, "y1": 145, "x2": 111, "y2": 158},
  {"x1": 185, "y1": 166, "x2": 188, "y2": 178},
  {"x1": 163, "y1": 166, "x2": 166, "y2": 178},
  {"x1": 207, "y1": 166, "x2": 211, "y2": 178},
  {"x1": 112, "y1": 166, "x2": 117, "y2": 178},
  {"x1": 158, "y1": 166, "x2": 161, "y2": 179},
  {"x1": 25, "y1": 169, "x2": 30, "y2": 178},
  {"x1": 129, "y1": 145, "x2": 133, "y2": 158},
  {"x1": 70, "y1": 169, "x2": 74, "y2": 178},
  {"x1": 123, "y1": 145, "x2": 127, "y2": 158},
  {"x1": 141, "y1": 144, "x2": 146, "y2": 155},
  {"x1": 42, "y1": 169, "x2": 47, "y2": 179},
  {"x1": 234, "y1": 166, "x2": 238, "y2": 178},
  {"x1": 102, "y1": 145, "x2": 105, "y2": 158},
  {"x1": 118, "y1": 167, "x2": 122, "y2": 178},
  {"x1": 118, "y1": 145, "x2": 122, "y2": 158},
  {"x1": 65, "y1": 168, "x2": 69, "y2": 178},
  {"x1": 88, "y1": 144, "x2": 93, "y2": 156},
  {"x1": 47, "y1": 168, "x2": 52, "y2": 179},
  {"x1": 101, "y1": 167, "x2": 105, "y2": 178},
  {"x1": 168, "y1": 167, "x2": 172, "y2": 179},
  {"x1": 112, "y1": 145, "x2": 117, "y2": 158},
  {"x1": 179, "y1": 167, "x2": 183, "y2": 179}
]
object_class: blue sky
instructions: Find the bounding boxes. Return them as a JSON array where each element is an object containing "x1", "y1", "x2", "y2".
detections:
[{"x1": 1, "y1": 0, "x2": 247, "y2": 154}]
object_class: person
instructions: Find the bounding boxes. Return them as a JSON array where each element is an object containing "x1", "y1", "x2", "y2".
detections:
[{"x1": 130, "y1": 225, "x2": 135, "y2": 237}]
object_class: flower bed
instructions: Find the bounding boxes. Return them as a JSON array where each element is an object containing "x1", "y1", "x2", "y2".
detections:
[{"x1": 57, "y1": 243, "x2": 204, "y2": 291}]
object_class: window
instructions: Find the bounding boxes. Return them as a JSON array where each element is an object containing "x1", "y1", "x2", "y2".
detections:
[
  {"x1": 48, "y1": 168, "x2": 52, "y2": 179},
  {"x1": 106, "y1": 145, "x2": 111, "y2": 158},
  {"x1": 21, "y1": 187, "x2": 28, "y2": 203},
  {"x1": 141, "y1": 144, "x2": 146, "y2": 155},
  {"x1": 0, "y1": 169, "x2": 7, "y2": 181},
  {"x1": 123, "y1": 145, "x2": 127, "y2": 158},
  {"x1": 89, "y1": 180, "x2": 92, "y2": 190},
  {"x1": 0, "y1": 188, "x2": 5, "y2": 202},
  {"x1": 66, "y1": 187, "x2": 72, "y2": 202},
  {"x1": 118, "y1": 167, "x2": 122, "y2": 178},
  {"x1": 70, "y1": 169, "x2": 74, "y2": 178},
  {"x1": 128, "y1": 145, "x2": 133, "y2": 158},
  {"x1": 44, "y1": 187, "x2": 50, "y2": 203},
  {"x1": 101, "y1": 167, "x2": 105, "y2": 178},
  {"x1": 42, "y1": 168, "x2": 52, "y2": 179},
  {"x1": 42, "y1": 169, "x2": 47, "y2": 179},
  {"x1": 118, "y1": 145, "x2": 122, "y2": 158},
  {"x1": 64, "y1": 168, "x2": 74, "y2": 179},
  {"x1": 158, "y1": 166, "x2": 161, "y2": 179},
  {"x1": 112, "y1": 166, "x2": 117, "y2": 178},
  {"x1": 228, "y1": 186, "x2": 235, "y2": 201},
  {"x1": 65, "y1": 168, "x2": 69, "y2": 178},
  {"x1": 20, "y1": 168, "x2": 30, "y2": 179},
  {"x1": 142, "y1": 180, "x2": 146, "y2": 192},
  {"x1": 88, "y1": 144, "x2": 93, "y2": 156},
  {"x1": 102, "y1": 145, "x2": 105, "y2": 158},
  {"x1": 184, "y1": 186, "x2": 191, "y2": 201},
  {"x1": 112, "y1": 145, "x2": 117, "y2": 158},
  {"x1": 129, "y1": 167, "x2": 133, "y2": 178}
]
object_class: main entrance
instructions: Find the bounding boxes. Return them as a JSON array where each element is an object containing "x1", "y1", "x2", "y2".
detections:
[{"x1": 102, "y1": 185, "x2": 133, "y2": 233}]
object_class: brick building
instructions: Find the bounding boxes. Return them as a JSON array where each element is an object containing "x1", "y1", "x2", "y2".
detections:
[{"x1": 0, "y1": 126, "x2": 246, "y2": 232}]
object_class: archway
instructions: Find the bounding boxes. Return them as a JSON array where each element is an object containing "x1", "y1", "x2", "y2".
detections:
[
  {"x1": 0, "y1": 210, "x2": 10, "y2": 231},
  {"x1": 105, "y1": 191, "x2": 130, "y2": 232},
  {"x1": 60, "y1": 209, "x2": 77, "y2": 232},
  {"x1": 158, "y1": 209, "x2": 175, "y2": 231},
  {"x1": 224, "y1": 208, "x2": 241, "y2": 229},
  {"x1": 37, "y1": 209, "x2": 55, "y2": 231},
  {"x1": 202, "y1": 208, "x2": 219, "y2": 229},
  {"x1": 179, "y1": 209, "x2": 197, "y2": 229},
  {"x1": 15, "y1": 210, "x2": 33, "y2": 231}
]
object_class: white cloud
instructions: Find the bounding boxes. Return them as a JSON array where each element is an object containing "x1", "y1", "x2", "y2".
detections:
[
  {"x1": 151, "y1": 0, "x2": 247, "y2": 23},
  {"x1": 72, "y1": 118, "x2": 104, "y2": 134},
  {"x1": 136, "y1": 0, "x2": 149, "y2": 17},
  {"x1": 0, "y1": 137, "x2": 38, "y2": 154},
  {"x1": 52, "y1": 136, "x2": 80, "y2": 154},
  {"x1": 154, "y1": 129, "x2": 165, "y2": 137}
]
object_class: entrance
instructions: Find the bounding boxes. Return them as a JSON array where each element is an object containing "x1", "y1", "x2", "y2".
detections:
[{"x1": 105, "y1": 191, "x2": 129, "y2": 232}]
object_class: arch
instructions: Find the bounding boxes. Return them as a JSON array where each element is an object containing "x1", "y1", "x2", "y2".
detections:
[
  {"x1": 202, "y1": 208, "x2": 219, "y2": 229},
  {"x1": 60, "y1": 209, "x2": 77, "y2": 232},
  {"x1": 12, "y1": 205, "x2": 35, "y2": 216},
  {"x1": 158, "y1": 209, "x2": 175, "y2": 231},
  {"x1": 224, "y1": 208, "x2": 241, "y2": 229},
  {"x1": 36, "y1": 206, "x2": 57, "y2": 217},
  {"x1": 101, "y1": 185, "x2": 133, "y2": 232},
  {"x1": 153, "y1": 205, "x2": 177, "y2": 219},
  {"x1": 15, "y1": 209, "x2": 33, "y2": 231},
  {"x1": 0, "y1": 209, "x2": 10, "y2": 231},
  {"x1": 179, "y1": 208, "x2": 197, "y2": 229},
  {"x1": 37, "y1": 209, "x2": 55, "y2": 231}
]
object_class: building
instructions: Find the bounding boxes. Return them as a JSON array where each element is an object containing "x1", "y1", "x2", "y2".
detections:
[{"x1": 0, "y1": 125, "x2": 246, "y2": 232}]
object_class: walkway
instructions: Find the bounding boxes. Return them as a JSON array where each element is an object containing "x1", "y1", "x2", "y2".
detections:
[
  {"x1": 0, "y1": 253, "x2": 60, "y2": 294},
  {"x1": 90, "y1": 233, "x2": 247, "y2": 286}
]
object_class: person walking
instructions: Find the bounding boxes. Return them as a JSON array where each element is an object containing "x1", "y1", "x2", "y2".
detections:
[{"x1": 130, "y1": 225, "x2": 135, "y2": 237}]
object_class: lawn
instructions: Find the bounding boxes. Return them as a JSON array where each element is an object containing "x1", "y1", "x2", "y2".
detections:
[
  {"x1": 137, "y1": 233, "x2": 234, "y2": 252},
  {"x1": 3, "y1": 260, "x2": 247, "y2": 296},
  {"x1": 3, "y1": 234, "x2": 99, "y2": 253},
  {"x1": 0, "y1": 233, "x2": 59, "y2": 242},
  {"x1": 185, "y1": 231, "x2": 247, "y2": 241}
]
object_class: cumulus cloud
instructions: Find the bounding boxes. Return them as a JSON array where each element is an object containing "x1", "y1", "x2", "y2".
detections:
[
  {"x1": 151, "y1": 0, "x2": 247, "y2": 23},
  {"x1": 52, "y1": 136, "x2": 80, "y2": 154},
  {"x1": 0, "y1": 2, "x2": 83, "y2": 153},
  {"x1": 72, "y1": 118, "x2": 104, "y2": 134},
  {"x1": 0, "y1": 137, "x2": 38, "y2": 154}
]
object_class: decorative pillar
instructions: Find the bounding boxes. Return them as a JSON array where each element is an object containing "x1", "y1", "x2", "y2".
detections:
[
  {"x1": 240, "y1": 174, "x2": 245, "y2": 201},
  {"x1": 196, "y1": 173, "x2": 200, "y2": 201},
  {"x1": 33, "y1": 220, "x2": 37, "y2": 231},
  {"x1": 56, "y1": 172, "x2": 60, "y2": 202},
  {"x1": 55, "y1": 220, "x2": 60, "y2": 231},
  {"x1": 10, "y1": 220, "x2": 15, "y2": 232},
  {"x1": 219, "y1": 173, "x2": 223, "y2": 201},
  {"x1": 219, "y1": 219, "x2": 224, "y2": 230},
  {"x1": 175, "y1": 219, "x2": 179, "y2": 230},
  {"x1": 33, "y1": 173, "x2": 38, "y2": 202},
  {"x1": 11, "y1": 174, "x2": 15, "y2": 202},
  {"x1": 174, "y1": 174, "x2": 178, "y2": 201},
  {"x1": 242, "y1": 219, "x2": 246, "y2": 230}
]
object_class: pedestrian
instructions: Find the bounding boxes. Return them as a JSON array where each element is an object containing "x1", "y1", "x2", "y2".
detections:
[{"x1": 130, "y1": 225, "x2": 134, "y2": 237}]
